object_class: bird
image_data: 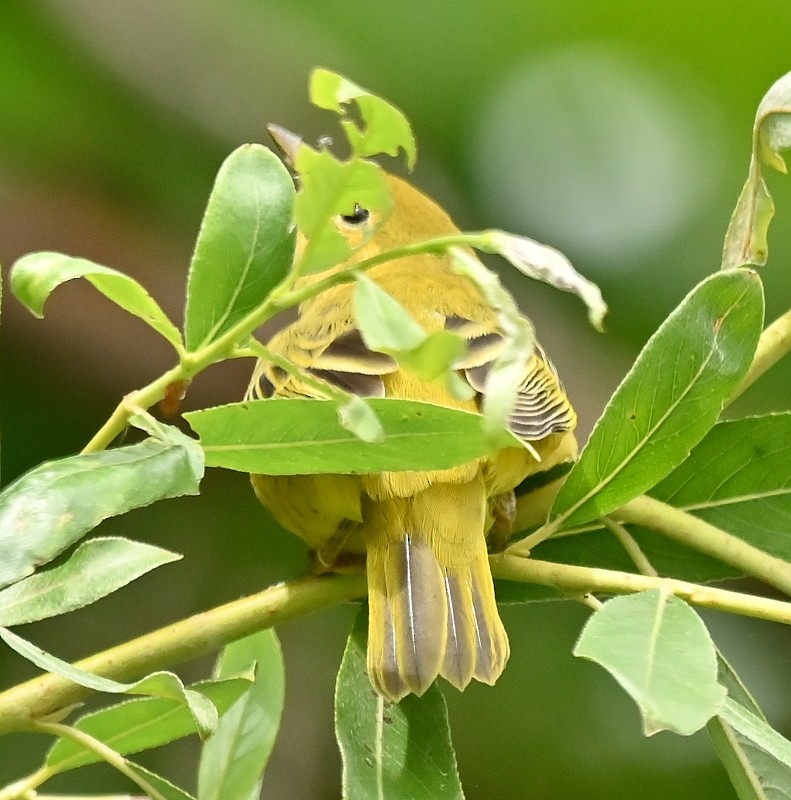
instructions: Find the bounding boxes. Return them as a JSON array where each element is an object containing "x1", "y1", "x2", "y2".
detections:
[{"x1": 249, "y1": 129, "x2": 578, "y2": 702}]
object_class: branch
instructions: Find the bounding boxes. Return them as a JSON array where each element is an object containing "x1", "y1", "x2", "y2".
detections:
[
  {"x1": 730, "y1": 305, "x2": 791, "y2": 401},
  {"x1": 0, "y1": 574, "x2": 364, "y2": 736}
]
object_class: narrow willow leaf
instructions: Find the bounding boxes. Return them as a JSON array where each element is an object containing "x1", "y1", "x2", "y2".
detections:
[
  {"x1": 573, "y1": 590, "x2": 726, "y2": 736},
  {"x1": 0, "y1": 427, "x2": 203, "y2": 589},
  {"x1": 354, "y1": 274, "x2": 426, "y2": 352},
  {"x1": 0, "y1": 537, "x2": 181, "y2": 625},
  {"x1": 722, "y1": 159, "x2": 774, "y2": 269},
  {"x1": 310, "y1": 68, "x2": 416, "y2": 169},
  {"x1": 651, "y1": 414, "x2": 791, "y2": 562},
  {"x1": 126, "y1": 762, "x2": 197, "y2": 800},
  {"x1": 335, "y1": 608, "x2": 464, "y2": 800},
  {"x1": 10, "y1": 252, "x2": 182, "y2": 348},
  {"x1": 198, "y1": 631, "x2": 285, "y2": 800},
  {"x1": 183, "y1": 144, "x2": 296, "y2": 351},
  {"x1": 450, "y1": 248, "x2": 534, "y2": 441},
  {"x1": 339, "y1": 396, "x2": 386, "y2": 443},
  {"x1": 294, "y1": 146, "x2": 391, "y2": 275},
  {"x1": 46, "y1": 677, "x2": 252, "y2": 773},
  {"x1": 552, "y1": 269, "x2": 763, "y2": 528},
  {"x1": 485, "y1": 231, "x2": 607, "y2": 330},
  {"x1": 0, "y1": 628, "x2": 219, "y2": 737},
  {"x1": 720, "y1": 698, "x2": 791, "y2": 772},
  {"x1": 707, "y1": 654, "x2": 791, "y2": 800},
  {"x1": 185, "y1": 398, "x2": 519, "y2": 474}
]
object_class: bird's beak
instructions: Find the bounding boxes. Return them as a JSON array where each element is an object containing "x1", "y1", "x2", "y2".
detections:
[{"x1": 267, "y1": 124, "x2": 303, "y2": 168}]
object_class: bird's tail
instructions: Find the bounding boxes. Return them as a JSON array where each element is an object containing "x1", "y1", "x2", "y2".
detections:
[{"x1": 364, "y1": 482, "x2": 509, "y2": 702}]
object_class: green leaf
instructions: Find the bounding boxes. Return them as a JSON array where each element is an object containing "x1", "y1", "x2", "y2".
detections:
[
  {"x1": 551, "y1": 269, "x2": 764, "y2": 528},
  {"x1": 294, "y1": 146, "x2": 391, "y2": 275},
  {"x1": 46, "y1": 676, "x2": 252, "y2": 773},
  {"x1": 198, "y1": 631, "x2": 285, "y2": 800},
  {"x1": 335, "y1": 608, "x2": 464, "y2": 800},
  {"x1": 573, "y1": 589, "x2": 726, "y2": 736},
  {"x1": 354, "y1": 274, "x2": 426, "y2": 352},
  {"x1": 720, "y1": 698, "x2": 791, "y2": 774},
  {"x1": 125, "y1": 762, "x2": 197, "y2": 800},
  {"x1": 706, "y1": 654, "x2": 790, "y2": 800},
  {"x1": 0, "y1": 628, "x2": 220, "y2": 737},
  {"x1": 0, "y1": 426, "x2": 203, "y2": 589},
  {"x1": 651, "y1": 413, "x2": 791, "y2": 561},
  {"x1": 183, "y1": 144, "x2": 296, "y2": 351},
  {"x1": 185, "y1": 398, "x2": 520, "y2": 474},
  {"x1": 0, "y1": 537, "x2": 181, "y2": 625},
  {"x1": 9, "y1": 252, "x2": 182, "y2": 349},
  {"x1": 310, "y1": 68, "x2": 416, "y2": 169},
  {"x1": 339, "y1": 396, "x2": 386, "y2": 443},
  {"x1": 450, "y1": 248, "x2": 535, "y2": 441}
]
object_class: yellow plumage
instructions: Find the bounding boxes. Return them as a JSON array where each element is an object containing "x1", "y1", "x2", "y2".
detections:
[{"x1": 250, "y1": 166, "x2": 577, "y2": 701}]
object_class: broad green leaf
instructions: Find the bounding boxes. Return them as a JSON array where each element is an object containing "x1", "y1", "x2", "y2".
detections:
[
  {"x1": 10, "y1": 252, "x2": 182, "y2": 349},
  {"x1": 198, "y1": 631, "x2": 285, "y2": 800},
  {"x1": 183, "y1": 144, "x2": 296, "y2": 351},
  {"x1": 707, "y1": 654, "x2": 791, "y2": 800},
  {"x1": 0, "y1": 628, "x2": 219, "y2": 737},
  {"x1": 484, "y1": 231, "x2": 607, "y2": 330},
  {"x1": 335, "y1": 608, "x2": 464, "y2": 800},
  {"x1": 310, "y1": 68, "x2": 416, "y2": 169},
  {"x1": 339, "y1": 396, "x2": 386, "y2": 443},
  {"x1": 185, "y1": 398, "x2": 519, "y2": 474},
  {"x1": 294, "y1": 146, "x2": 392, "y2": 275},
  {"x1": 450, "y1": 248, "x2": 535, "y2": 441},
  {"x1": 354, "y1": 274, "x2": 426, "y2": 352},
  {"x1": 0, "y1": 426, "x2": 203, "y2": 589},
  {"x1": 573, "y1": 590, "x2": 726, "y2": 735},
  {"x1": 126, "y1": 762, "x2": 197, "y2": 800},
  {"x1": 46, "y1": 676, "x2": 252, "y2": 773},
  {"x1": 722, "y1": 70, "x2": 791, "y2": 269},
  {"x1": 651, "y1": 414, "x2": 791, "y2": 563},
  {"x1": 0, "y1": 537, "x2": 181, "y2": 625},
  {"x1": 552, "y1": 269, "x2": 763, "y2": 528},
  {"x1": 720, "y1": 698, "x2": 791, "y2": 774}
]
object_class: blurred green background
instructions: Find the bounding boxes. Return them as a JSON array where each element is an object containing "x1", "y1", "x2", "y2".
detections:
[{"x1": 2, "y1": 1, "x2": 791, "y2": 797}]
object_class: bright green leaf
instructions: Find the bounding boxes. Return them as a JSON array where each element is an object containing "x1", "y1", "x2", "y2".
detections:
[
  {"x1": 183, "y1": 144, "x2": 296, "y2": 351},
  {"x1": 46, "y1": 676, "x2": 252, "y2": 773},
  {"x1": 0, "y1": 627, "x2": 219, "y2": 737},
  {"x1": 198, "y1": 631, "x2": 285, "y2": 800},
  {"x1": 339, "y1": 396, "x2": 386, "y2": 443},
  {"x1": 552, "y1": 269, "x2": 764, "y2": 528},
  {"x1": 185, "y1": 398, "x2": 519, "y2": 474},
  {"x1": 720, "y1": 698, "x2": 791, "y2": 774},
  {"x1": 0, "y1": 426, "x2": 203, "y2": 589},
  {"x1": 294, "y1": 146, "x2": 391, "y2": 275},
  {"x1": 573, "y1": 590, "x2": 726, "y2": 736},
  {"x1": 310, "y1": 67, "x2": 416, "y2": 169},
  {"x1": 354, "y1": 274, "x2": 426, "y2": 352},
  {"x1": 335, "y1": 608, "x2": 464, "y2": 800},
  {"x1": 125, "y1": 762, "x2": 197, "y2": 800},
  {"x1": 0, "y1": 537, "x2": 181, "y2": 625},
  {"x1": 9, "y1": 252, "x2": 182, "y2": 348}
]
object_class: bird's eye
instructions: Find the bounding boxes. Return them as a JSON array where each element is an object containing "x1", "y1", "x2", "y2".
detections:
[{"x1": 340, "y1": 204, "x2": 370, "y2": 225}]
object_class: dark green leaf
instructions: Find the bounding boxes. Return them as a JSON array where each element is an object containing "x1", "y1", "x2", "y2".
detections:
[
  {"x1": 573, "y1": 590, "x2": 726, "y2": 735},
  {"x1": 0, "y1": 537, "x2": 180, "y2": 625},
  {"x1": 310, "y1": 68, "x2": 416, "y2": 169},
  {"x1": 294, "y1": 146, "x2": 391, "y2": 275},
  {"x1": 0, "y1": 426, "x2": 203, "y2": 589},
  {"x1": 10, "y1": 252, "x2": 182, "y2": 348},
  {"x1": 185, "y1": 398, "x2": 519, "y2": 474},
  {"x1": 184, "y1": 144, "x2": 295, "y2": 351},
  {"x1": 335, "y1": 608, "x2": 464, "y2": 800},
  {"x1": 552, "y1": 270, "x2": 764, "y2": 528},
  {"x1": 1, "y1": 626, "x2": 220, "y2": 736},
  {"x1": 198, "y1": 631, "x2": 285, "y2": 800},
  {"x1": 46, "y1": 676, "x2": 252, "y2": 773}
]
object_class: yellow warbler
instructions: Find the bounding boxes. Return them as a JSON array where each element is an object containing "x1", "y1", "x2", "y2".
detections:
[{"x1": 250, "y1": 133, "x2": 577, "y2": 702}]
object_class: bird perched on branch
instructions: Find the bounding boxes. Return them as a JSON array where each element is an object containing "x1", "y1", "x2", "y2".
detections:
[{"x1": 250, "y1": 129, "x2": 577, "y2": 702}]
